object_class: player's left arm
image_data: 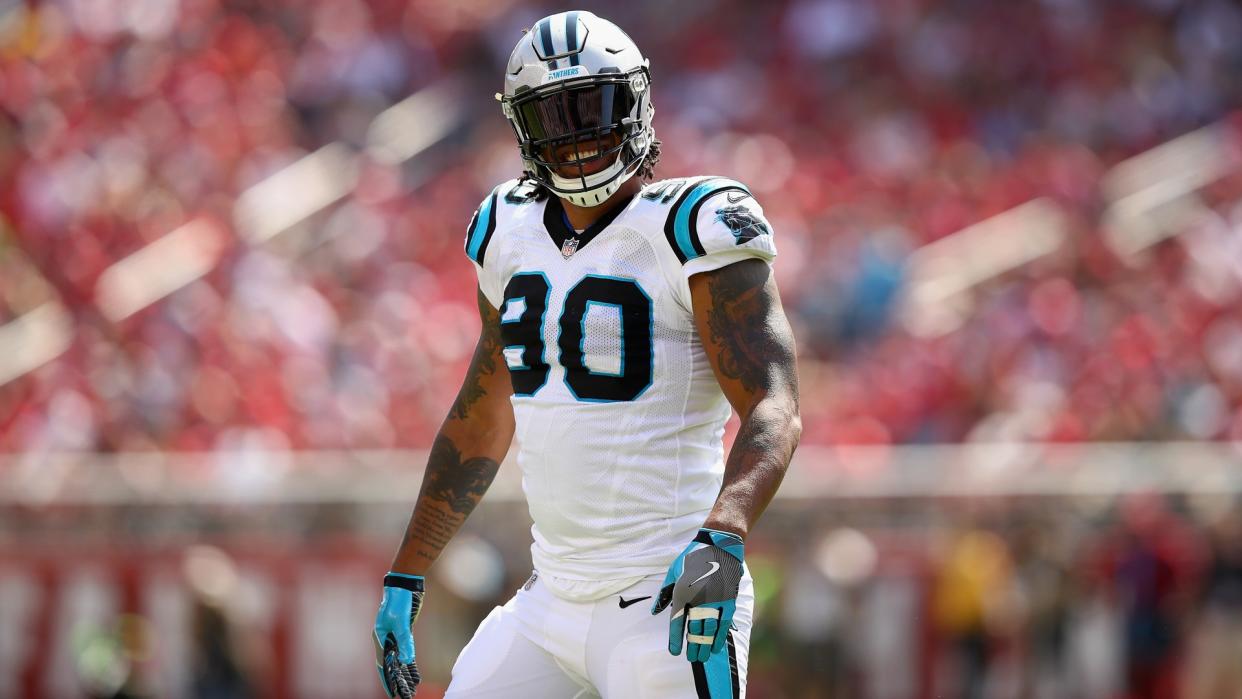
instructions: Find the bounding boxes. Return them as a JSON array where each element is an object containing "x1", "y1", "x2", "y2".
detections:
[
  {"x1": 691, "y1": 258, "x2": 801, "y2": 538},
  {"x1": 651, "y1": 257, "x2": 801, "y2": 662}
]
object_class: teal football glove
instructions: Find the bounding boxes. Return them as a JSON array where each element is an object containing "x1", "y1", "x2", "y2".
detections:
[
  {"x1": 650, "y1": 528, "x2": 745, "y2": 663},
  {"x1": 373, "y1": 573, "x2": 425, "y2": 698}
]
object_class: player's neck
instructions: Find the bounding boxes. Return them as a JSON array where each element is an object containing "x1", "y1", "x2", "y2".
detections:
[{"x1": 559, "y1": 179, "x2": 642, "y2": 231}]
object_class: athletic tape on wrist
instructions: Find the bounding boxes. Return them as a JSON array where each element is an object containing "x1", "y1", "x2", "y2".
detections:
[{"x1": 383, "y1": 573, "x2": 425, "y2": 593}]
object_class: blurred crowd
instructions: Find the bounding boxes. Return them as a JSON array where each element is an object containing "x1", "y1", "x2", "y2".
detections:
[
  {"x1": 745, "y1": 492, "x2": 1242, "y2": 699},
  {"x1": 9, "y1": 491, "x2": 1242, "y2": 699},
  {"x1": 5, "y1": 2, "x2": 1242, "y2": 697},
  {"x1": 3, "y1": 0, "x2": 1242, "y2": 452}
]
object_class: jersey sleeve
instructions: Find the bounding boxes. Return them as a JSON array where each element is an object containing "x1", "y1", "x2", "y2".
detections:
[
  {"x1": 464, "y1": 185, "x2": 505, "y2": 309},
  {"x1": 663, "y1": 178, "x2": 778, "y2": 283}
]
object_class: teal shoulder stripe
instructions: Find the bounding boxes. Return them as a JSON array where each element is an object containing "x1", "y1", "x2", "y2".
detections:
[
  {"x1": 466, "y1": 188, "x2": 499, "y2": 264},
  {"x1": 665, "y1": 177, "x2": 751, "y2": 264}
]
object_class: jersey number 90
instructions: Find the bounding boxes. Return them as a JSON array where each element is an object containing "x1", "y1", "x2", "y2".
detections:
[{"x1": 500, "y1": 273, "x2": 653, "y2": 403}]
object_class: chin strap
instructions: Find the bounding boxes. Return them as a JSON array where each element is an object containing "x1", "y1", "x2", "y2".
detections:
[
  {"x1": 560, "y1": 180, "x2": 624, "y2": 207},
  {"x1": 550, "y1": 152, "x2": 650, "y2": 207},
  {"x1": 549, "y1": 159, "x2": 628, "y2": 207}
]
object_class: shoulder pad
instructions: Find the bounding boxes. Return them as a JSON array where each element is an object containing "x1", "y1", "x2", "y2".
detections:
[
  {"x1": 639, "y1": 177, "x2": 696, "y2": 206},
  {"x1": 466, "y1": 179, "x2": 545, "y2": 265},
  {"x1": 500, "y1": 178, "x2": 546, "y2": 206},
  {"x1": 660, "y1": 177, "x2": 752, "y2": 264},
  {"x1": 464, "y1": 185, "x2": 501, "y2": 266}
]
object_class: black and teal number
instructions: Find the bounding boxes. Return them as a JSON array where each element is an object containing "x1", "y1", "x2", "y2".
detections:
[
  {"x1": 559, "y1": 275, "x2": 653, "y2": 403},
  {"x1": 504, "y1": 180, "x2": 543, "y2": 205},
  {"x1": 499, "y1": 273, "x2": 551, "y2": 396},
  {"x1": 575, "y1": 300, "x2": 624, "y2": 378},
  {"x1": 499, "y1": 273, "x2": 654, "y2": 403},
  {"x1": 641, "y1": 179, "x2": 686, "y2": 204}
]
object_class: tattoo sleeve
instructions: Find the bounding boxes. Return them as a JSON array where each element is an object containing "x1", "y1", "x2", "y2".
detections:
[
  {"x1": 691, "y1": 259, "x2": 801, "y2": 539},
  {"x1": 449, "y1": 290, "x2": 505, "y2": 420},
  {"x1": 390, "y1": 288, "x2": 515, "y2": 574},
  {"x1": 399, "y1": 435, "x2": 501, "y2": 568}
]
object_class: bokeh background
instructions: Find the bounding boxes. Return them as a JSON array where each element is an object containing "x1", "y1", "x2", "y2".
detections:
[{"x1": 3, "y1": 0, "x2": 1242, "y2": 697}]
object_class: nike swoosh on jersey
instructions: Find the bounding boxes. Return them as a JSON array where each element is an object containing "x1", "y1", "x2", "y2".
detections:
[
  {"x1": 618, "y1": 595, "x2": 652, "y2": 609},
  {"x1": 725, "y1": 191, "x2": 750, "y2": 204},
  {"x1": 690, "y1": 561, "x2": 720, "y2": 586}
]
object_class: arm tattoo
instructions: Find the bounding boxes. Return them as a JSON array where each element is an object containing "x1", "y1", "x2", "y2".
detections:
[
  {"x1": 393, "y1": 288, "x2": 513, "y2": 572},
  {"x1": 698, "y1": 260, "x2": 801, "y2": 538},
  {"x1": 420, "y1": 434, "x2": 499, "y2": 515},
  {"x1": 449, "y1": 290, "x2": 504, "y2": 420},
  {"x1": 401, "y1": 433, "x2": 501, "y2": 564},
  {"x1": 704, "y1": 261, "x2": 798, "y2": 401}
]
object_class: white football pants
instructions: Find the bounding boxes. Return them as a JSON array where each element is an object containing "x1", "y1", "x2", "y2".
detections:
[{"x1": 445, "y1": 569, "x2": 753, "y2": 698}]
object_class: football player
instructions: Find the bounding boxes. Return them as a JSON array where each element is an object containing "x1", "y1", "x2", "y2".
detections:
[{"x1": 374, "y1": 10, "x2": 800, "y2": 698}]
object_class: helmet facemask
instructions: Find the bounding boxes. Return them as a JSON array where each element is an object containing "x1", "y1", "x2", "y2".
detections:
[{"x1": 502, "y1": 71, "x2": 653, "y2": 207}]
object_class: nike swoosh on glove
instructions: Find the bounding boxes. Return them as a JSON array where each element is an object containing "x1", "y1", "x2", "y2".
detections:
[
  {"x1": 651, "y1": 528, "x2": 745, "y2": 663},
  {"x1": 373, "y1": 573, "x2": 425, "y2": 698}
]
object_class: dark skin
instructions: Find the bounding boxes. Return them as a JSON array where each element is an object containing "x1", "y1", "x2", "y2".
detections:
[
  {"x1": 390, "y1": 289, "x2": 514, "y2": 574},
  {"x1": 692, "y1": 258, "x2": 801, "y2": 539},
  {"x1": 390, "y1": 166, "x2": 800, "y2": 574},
  {"x1": 551, "y1": 132, "x2": 637, "y2": 230}
]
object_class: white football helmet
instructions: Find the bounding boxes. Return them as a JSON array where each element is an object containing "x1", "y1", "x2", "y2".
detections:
[{"x1": 498, "y1": 11, "x2": 656, "y2": 207}]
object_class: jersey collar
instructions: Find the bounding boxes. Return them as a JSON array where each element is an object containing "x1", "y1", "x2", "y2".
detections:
[{"x1": 542, "y1": 192, "x2": 634, "y2": 256}]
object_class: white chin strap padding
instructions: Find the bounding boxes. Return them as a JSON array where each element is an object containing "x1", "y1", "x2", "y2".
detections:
[{"x1": 550, "y1": 157, "x2": 631, "y2": 207}]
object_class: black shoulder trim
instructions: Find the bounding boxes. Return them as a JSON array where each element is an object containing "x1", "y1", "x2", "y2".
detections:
[
  {"x1": 687, "y1": 185, "x2": 748, "y2": 255},
  {"x1": 465, "y1": 191, "x2": 499, "y2": 265},
  {"x1": 662, "y1": 177, "x2": 751, "y2": 265}
]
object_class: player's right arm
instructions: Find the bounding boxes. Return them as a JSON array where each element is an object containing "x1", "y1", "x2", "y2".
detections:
[
  {"x1": 374, "y1": 287, "x2": 514, "y2": 698},
  {"x1": 391, "y1": 286, "x2": 515, "y2": 574}
]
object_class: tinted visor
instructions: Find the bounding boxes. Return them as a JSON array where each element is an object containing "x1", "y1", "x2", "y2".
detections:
[{"x1": 515, "y1": 84, "x2": 634, "y2": 145}]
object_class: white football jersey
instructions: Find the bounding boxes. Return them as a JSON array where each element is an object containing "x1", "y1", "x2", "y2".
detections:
[{"x1": 464, "y1": 175, "x2": 777, "y2": 601}]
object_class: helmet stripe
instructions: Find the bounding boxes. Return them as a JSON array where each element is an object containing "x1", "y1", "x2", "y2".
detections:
[
  {"x1": 566, "y1": 11, "x2": 580, "y2": 66},
  {"x1": 550, "y1": 13, "x2": 567, "y2": 57},
  {"x1": 538, "y1": 19, "x2": 555, "y2": 67}
]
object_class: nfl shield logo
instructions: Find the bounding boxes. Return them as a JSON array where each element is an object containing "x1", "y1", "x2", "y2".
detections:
[{"x1": 561, "y1": 237, "x2": 579, "y2": 259}]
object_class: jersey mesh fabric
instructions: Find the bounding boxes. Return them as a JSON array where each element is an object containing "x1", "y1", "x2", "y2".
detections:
[
  {"x1": 469, "y1": 178, "x2": 775, "y2": 601},
  {"x1": 582, "y1": 303, "x2": 622, "y2": 374}
]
